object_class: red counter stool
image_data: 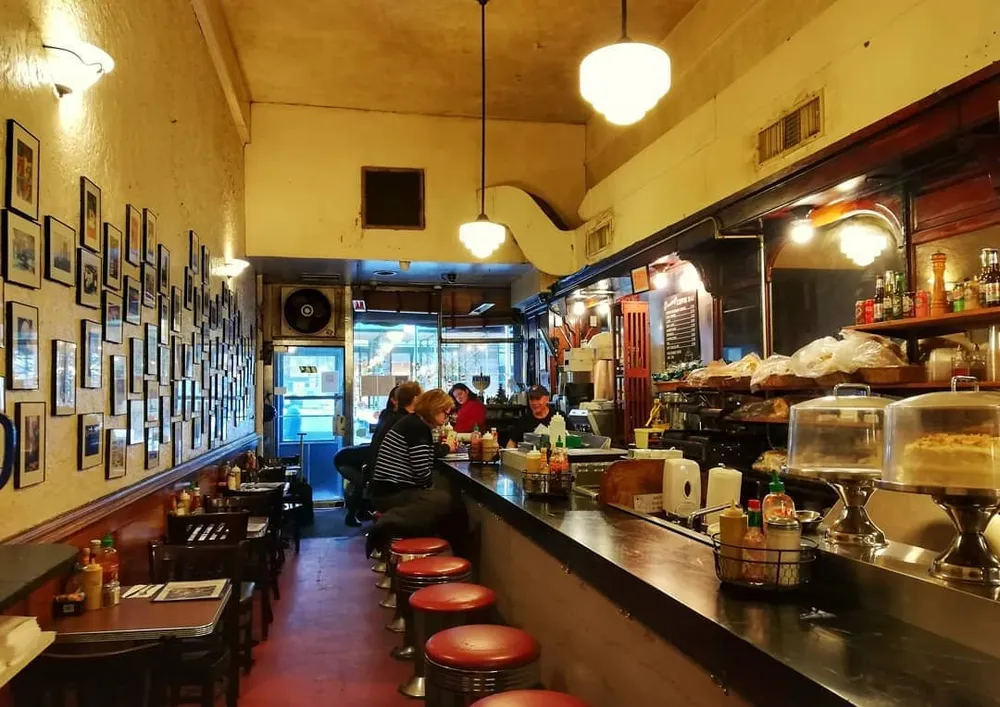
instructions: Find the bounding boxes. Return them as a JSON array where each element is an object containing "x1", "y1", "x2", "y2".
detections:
[
  {"x1": 382, "y1": 537, "x2": 453, "y2": 611},
  {"x1": 399, "y1": 583, "x2": 497, "y2": 699},
  {"x1": 472, "y1": 691, "x2": 591, "y2": 706},
  {"x1": 390, "y1": 556, "x2": 472, "y2": 649},
  {"x1": 374, "y1": 534, "x2": 407, "y2": 590},
  {"x1": 424, "y1": 625, "x2": 541, "y2": 706}
]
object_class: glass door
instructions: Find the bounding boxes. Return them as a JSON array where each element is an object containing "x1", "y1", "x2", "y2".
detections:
[{"x1": 274, "y1": 346, "x2": 346, "y2": 503}]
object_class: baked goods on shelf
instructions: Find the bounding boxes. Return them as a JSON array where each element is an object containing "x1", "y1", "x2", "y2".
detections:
[
  {"x1": 897, "y1": 433, "x2": 1000, "y2": 488},
  {"x1": 729, "y1": 397, "x2": 790, "y2": 422},
  {"x1": 753, "y1": 449, "x2": 787, "y2": 474}
]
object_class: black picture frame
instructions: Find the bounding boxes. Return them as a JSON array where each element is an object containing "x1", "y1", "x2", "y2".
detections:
[
  {"x1": 172, "y1": 421, "x2": 183, "y2": 464},
  {"x1": 15, "y1": 401, "x2": 45, "y2": 488},
  {"x1": 7, "y1": 301, "x2": 38, "y2": 390},
  {"x1": 192, "y1": 284, "x2": 201, "y2": 326},
  {"x1": 125, "y1": 205, "x2": 142, "y2": 266},
  {"x1": 158, "y1": 295, "x2": 169, "y2": 336},
  {"x1": 171, "y1": 286, "x2": 182, "y2": 333},
  {"x1": 200, "y1": 245, "x2": 210, "y2": 284},
  {"x1": 172, "y1": 336, "x2": 183, "y2": 380},
  {"x1": 172, "y1": 380, "x2": 184, "y2": 417},
  {"x1": 142, "y1": 208, "x2": 156, "y2": 264},
  {"x1": 80, "y1": 177, "x2": 102, "y2": 253},
  {"x1": 141, "y1": 263, "x2": 156, "y2": 309},
  {"x1": 110, "y1": 354, "x2": 127, "y2": 416},
  {"x1": 157, "y1": 244, "x2": 170, "y2": 295},
  {"x1": 4, "y1": 210, "x2": 41, "y2": 289},
  {"x1": 183, "y1": 268, "x2": 194, "y2": 310},
  {"x1": 192, "y1": 331, "x2": 202, "y2": 365},
  {"x1": 124, "y1": 276, "x2": 141, "y2": 325},
  {"x1": 158, "y1": 345, "x2": 170, "y2": 386},
  {"x1": 145, "y1": 426, "x2": 159, "y2": 470},
  {"x1": 189, "y1": 230, "x2": 200, "y2": 275},
  {"x1": 5, "y1": 119, "x2": 40, "y2": 221},
  {"x1": 129, "y1": 337, "x2": 143, "y2": 394},
  {"x1": 78, "y1": 413, "x2": 103, "y2": 470},
  {"x1": 145, "y1": 380, "x2": 159, "y2": 425},
  {"x1": 51, "y1": 339, "x2": 77, "y2": 416},
  {"x1": 103, "y1": 223, "x2": 123, "y2": 291},
  {"x1": 77, "y1": 249, "x2": 101, "y2": 308},
  {"x1": 44, "y1": 216, "x2": 75, "y2": 287},
  {"x1": 81, "y1": 319, "x2": 102, "y2": 389},
  {"x1": 145, "y1": 324, "x2": 158, "y2": 376},
  {"x1": 128, "y1": 398, "x2": 144, "y2": 445},
  {"x1": 160, "y1": 397, "x2": 171, "y2": 445},
  {"x1": 183, "y1": 344, "x2": 194, "y2": 379},
  {"x1": 193, "y1": 412, "x2": 203, "y2": 449},
  {"x1": 106, "y1": 428, "x2": 127, "y2": 479},
  {"x1": 102, "y1": 291, "x2": 123, "y2": 344}
]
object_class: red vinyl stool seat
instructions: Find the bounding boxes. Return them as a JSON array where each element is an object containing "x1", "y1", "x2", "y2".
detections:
[
  {"x1": 398, "y1": 584, "x2": 497, "y2": 699},
  {"x1": 390, "y1": 557, "x2": 472, "y2": 663},
  {"x1": 472, "y1": 691, "x2": 591, "y2": 706},
  {"x1": 424, "y1": 625, "x2": 541, "y2": 706},
  {"x1": 381, "y1": 537, "x2": 451, "y2": 623},
  {"x1": 392, "y1": 537, "x2": 451, "y2": 555}
]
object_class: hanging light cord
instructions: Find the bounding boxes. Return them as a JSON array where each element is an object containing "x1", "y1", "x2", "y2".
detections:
[
  {"x1": 478, "y1": 0, "x2": 488, "y2": 218},
  {"x1": 620, "y1": 0, "x2": 629, "y2": 40}
]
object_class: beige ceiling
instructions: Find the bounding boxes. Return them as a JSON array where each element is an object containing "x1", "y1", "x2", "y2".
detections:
[{"x1": 219, "y1": 0, "x2": 698, "y2": 124}]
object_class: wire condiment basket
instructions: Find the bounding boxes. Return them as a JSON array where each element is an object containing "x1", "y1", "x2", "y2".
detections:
[
  {"x1": 521, "y1": 472, "x2": 574, "y2": 498},
  {"x1": 711, "y1": 534, "x2": 818, "y2": 593}
]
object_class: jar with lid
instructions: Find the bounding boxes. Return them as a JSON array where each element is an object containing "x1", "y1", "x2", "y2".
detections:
[{"x1": 765, "y1": 517, "x2": 802, "y2": 586}]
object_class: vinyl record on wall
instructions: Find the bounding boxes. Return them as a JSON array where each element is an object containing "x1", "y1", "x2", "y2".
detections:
[{"x1": 282, "y1": 288, "x2": 333, "y2": 335}]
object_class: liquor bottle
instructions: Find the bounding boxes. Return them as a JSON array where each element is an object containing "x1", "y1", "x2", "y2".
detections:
[
  {"x1": 985, "y1": 249, "x2": 1000, "y2": 308},
  {"x1": 892, "y1": 271, "x2": 905, "y2": 319},
  {"x1": 873, "y1": 275, "x2": 885, "y2": 322},
  {"x1": 980, "y1": 249, "x2": 991, "y2": 308},
  {"x1": 883, "y1": 270, "x2": 895, "y2": 320}
]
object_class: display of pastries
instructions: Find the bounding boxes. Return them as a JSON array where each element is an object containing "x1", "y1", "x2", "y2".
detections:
[{"x1": 897, "y1": 433, "x2": 1000, "y2": 488}]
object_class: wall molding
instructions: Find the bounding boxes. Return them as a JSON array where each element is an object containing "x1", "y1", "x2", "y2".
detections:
[{"x1": 6, "y1": 434, "x2": 259, "y2": 545}]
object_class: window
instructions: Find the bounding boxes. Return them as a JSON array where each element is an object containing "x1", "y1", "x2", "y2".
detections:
[{"x1": 440, "y1": 326, "x2": 517, "y2": 400}]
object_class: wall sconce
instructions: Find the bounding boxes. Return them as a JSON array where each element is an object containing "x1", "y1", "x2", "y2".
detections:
[
  {"x1": 43, "y1": 41, "x2": 114, "y2": 97},
  {"x1": 215, "y1": 258, "x2": 250, "y2": 280}
]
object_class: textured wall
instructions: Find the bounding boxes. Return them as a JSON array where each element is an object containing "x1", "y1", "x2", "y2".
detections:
[{"x1": 0, "y1": 0, "x2": 251, "y2": 539}]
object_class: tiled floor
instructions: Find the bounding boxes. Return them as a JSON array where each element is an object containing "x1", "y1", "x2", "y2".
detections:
[{"x1": 237, "y1": 534, "x2": 414, "y2": 706}]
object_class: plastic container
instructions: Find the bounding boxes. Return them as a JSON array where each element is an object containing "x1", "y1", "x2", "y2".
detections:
[
  {"x1": 525, "y1": 447, "x2": 542, "y2": 473},
  {"x1": 883, "y1": 376, "x2": 1000, "y2": 489},
  {"x1": 786, "y1": 384, "x2": 892, "y2": 475},
  {"x1": 99, "y1": 534, "x2": 120, "y2": 585},
  {"x1": 549, "y1": 413, "x2": 567, "y2": 450},
  {"x1": 741, "y1": 500, "x2": 767, "y2": 583},
  {"x1": 718, "y1": 503, "x2": 747, "y2": 582}
]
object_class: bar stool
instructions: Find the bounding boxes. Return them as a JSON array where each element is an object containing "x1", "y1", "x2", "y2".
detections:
[
  {"x1": 399, "y1": 583, "x2": 497, "y2": 699},
  {"x1": 390, "y1": 556, "x2": 472, "y2": 652},
  {"x1": 376, "y1": 534, "x2": 406, "y2": 593},
  {"x1": 383, "y1": 537, "x2": 452, "y2": 613},
  {"x1": 424, "y1": 625, "x2": 541, "y2": 706},
  {"x1": 472, "y1": 691, "x2": 591, "y2": 706}
]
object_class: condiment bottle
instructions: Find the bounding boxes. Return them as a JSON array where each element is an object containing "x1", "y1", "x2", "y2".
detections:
[
  {"x1": 762, "y1": 472, "x2": 795, "y2": 525},
  {"x1": 719, "y1": 502, "x2": 747, "y2": 582},
  {"x1": 549, "y1": 440, "x2": 569, "y2": 474},
  {"x1": 227, "y1": 466, "x2": 238, "y2": 490},
  {"x1": 931, "y1": 252, "x2": 948, "y2": 315},
  {"x1": 480, "y1": 432, "x2": 497, "y2": 463},
  {"x1": 765, "y1": 517, "x2": 802, "y2": 587},
  {"x1": 178, "y1": 486, "x2": 191, "y2": 512},
  {"x1": 81, "y1": 563, "x2": 103, "y2": 611},
  {"x1": 741, "y1": 499, "x2": 767, "y2": 583},
  {"x1": 525, "y1": 446, "x2": 542, "y2": 474},
  {"x1": 469, "y1": 426, "x2": 483, "y2": 462}
]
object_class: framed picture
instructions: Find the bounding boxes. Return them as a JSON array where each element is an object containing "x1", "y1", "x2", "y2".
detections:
[
  {"x1": 51, "y1": 339, "x2": 77, "y2": 416},
  {"x1": 172, "y1": 380, "x2": 184, "y2": 417},
  {"x1": 103, "y1": 223, "x2": 122, "y2": 291},
  {"x1": 158, "y1": 296, "x2": 169, "y2": 338},
  {"x1": 78, "y1": 413, "x2": 103, "y2": 470},
  {"x1": 201, "y1": 363, "x2": 211, "y2": 390},
  {"x1": 103, "y1": 291, "x2": 123, "y2": 344},
  {"x1": 200, "y1": 245, "x2": 210, "y2": 284},
  {"x1": 77, "y1": 249, "x2": 101, "y2": 308},
  {"x1": 192, "y1": 331, "x2": 202, "y2": 365},
  {"x1": 192, "y1": 284, "x2": 201, "y2": 326},
  {"x1": 160, "y1": 397, "x2": 171, "y2": 444},
  {"x1": 158, "y1": 345, "x2": 170, "y2": 386},
  {"x1": 142, "y1": 208, "x2": 156, "y2": 264},
  {"x1": 80, "y1": 177, "x2": 102, "y2": 252},
  {"x1": 106, "y1": 428, "x2": 127, "y2": 479},
  {"x1": 5, "y1": 120, "x2": 39, "y2": 220},
  {"x1": 183, "y1": 344, "x2": 194, "y2": 379},
  {"x1": 8, "y1": 301, "x2": 38, "y2": 390},
  {"x1": 124, "y1": 276, "x2": 141, "y2": 325},
  {"x1": 128, "y1": 398, "x2": 144, "y2": 445},
  {"x1": 184, "y1": 379, "x2": 193, "y2": 421},
  {"x1": 172, "y1": 336, "x2": 183, "y2": 379},
  {"x1": 129, "y1": 337, "x2": 143, "y2": 394},
  {"x1": 171, "y1": 287, "x2": 181, "y2": 333},
  {"x1": 145, "y1": 380, "x2": 159, "y2": 424},
  {"x1": 183, "y1": 268, "x2": 194, "y2": 310},
  {"x1": 188, "y1": 230, "x2": 200, "y2": 274},
  {"x1": 145, "y1": 426, "x2": 160, "y2": 470},
  {"x1": 172, "y1": 421, "x2": 183, "y2": 464},
  {"x1": 15, "y1": 401, "x2": 45, "y2": 488},
  {"x1": 192, "y1": 380, "x2": 203, "y2": 415},
  {"x1": 81, "y1": 320, "x2": 102, "y2": 389},
  {"x1": 193, "y1": 412, "x2": 203, "y2": 449},
  {"x1": 157, "y1": 244, "x2": 170, "y2": 295},
  {"x1": 44, "y1": 216, "x2": 75, "y2": 287},
  {"x1": 110, "y1": 354, "x2": 127, "y2": 416},
  {"x1": 145, "y1": 324, "x2": 158, "y2": 376},
  {"x1": 141, "y1": 263, "x2": 156, "y2": 309},
  {"x1": 4, "y1": 210, "x2": 41, "y2": 289},
  {"x1": 125, "y1": 205, "x2": 142, "y2": 266}
]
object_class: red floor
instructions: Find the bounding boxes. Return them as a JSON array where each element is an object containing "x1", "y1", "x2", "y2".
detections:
[{"x1": 237, "y1": 535, "x2": 414, "y2": 706}]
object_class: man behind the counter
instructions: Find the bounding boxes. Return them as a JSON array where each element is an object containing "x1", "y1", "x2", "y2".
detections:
[{"x1": 506, "y1": 385, "x2": 555, "y2": 448}]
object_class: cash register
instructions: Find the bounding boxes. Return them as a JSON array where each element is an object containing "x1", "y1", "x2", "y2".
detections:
[{"x1": 567, "y1": 400, "x2": 615, "y2": 438}]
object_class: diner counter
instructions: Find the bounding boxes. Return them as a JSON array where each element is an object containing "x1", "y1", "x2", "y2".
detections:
[{"x1": 440, "y1": 460, "x2": 1000, "y2": 707}]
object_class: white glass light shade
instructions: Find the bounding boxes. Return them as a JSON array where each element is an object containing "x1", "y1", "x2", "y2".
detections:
[
  {"x1": 215, "y1": 258, "x2": 250, "y2": 279},
  {"x1": 45, "y1": 41, "x2": 114, "y2": 97},
  {"x1": 789, "y1": 219, "x2": 815, "y2": 244},
  {"x1": 580, "y1": 41, "x2": 671, "y2": 126},
  {"x1": 459, "y1": 218, "x2": 506, "y2": 259},
  {"x1": 839, "y1": 225, "x2": 888, "y2": 267}
]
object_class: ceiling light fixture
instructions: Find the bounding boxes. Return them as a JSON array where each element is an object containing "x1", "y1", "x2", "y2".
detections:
[
  {"x1": 459, "y1": 0, "x2": 506, "y2": 260},
  {"x1": 789, "y1": 217, "x2": 815, "y2": 244},
  {"x1": 579, "y1": 0, "x2": 671, "y2": 126},
  {"x1": 652, "y1": 271, "x2": 669, "y2": 290},
  {"x1": 43, "y1": 41, "x2": 114, "y2": 97},
  {"x1": 215, "y1": 258, "x2": 250, "y2": 279},
  {"x1": 572, "y1": 300, "x2": 587, "y2": 316}
]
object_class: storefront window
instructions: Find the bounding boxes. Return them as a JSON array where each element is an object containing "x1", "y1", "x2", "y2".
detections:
[{"x1": 440, "y1": 326, "x2": 517, "y2": 400}]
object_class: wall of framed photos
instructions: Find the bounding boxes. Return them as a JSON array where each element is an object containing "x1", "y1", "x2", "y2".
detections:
[{"x1": 0, "y1": 0, "x2": 257, "y2": 539}]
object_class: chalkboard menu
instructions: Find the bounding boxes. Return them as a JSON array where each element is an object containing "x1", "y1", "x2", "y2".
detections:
[{"x1": 662, "y1": 292, "x2": 700, "y2": 364}]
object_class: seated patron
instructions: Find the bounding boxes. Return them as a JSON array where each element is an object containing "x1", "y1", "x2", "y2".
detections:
[
  {"x1": 507, "y1": 385, "x2": 555, "y2": 447},
  {"x1": 449, "y1": 383, "x2": 488, "y2": 433},
  {"x1": 370, "y1": 381, "x2": 421, "y2": 464}
]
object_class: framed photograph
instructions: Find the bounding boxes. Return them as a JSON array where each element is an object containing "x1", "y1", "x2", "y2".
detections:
[
  {"x1": 192, "y1": 331, "x2": 202, "y2": 365},
  {"x1": 110, "y1": 354, "x2": 127, "y2": 416},
  {"x1": 145, "y1": 380, "x2": 159, "y2": 424},
  {"x1": 81, "y1": 320, "x2": 102, "y2": 389},
  {"x1": 184, "y1": 379, "x2": 194, "y2": 421},
  {"x1": 171, "y1": 286, "x2": 181, "y2": 333},
  {"x1": 103, "y1": 291, "x2": 123, "y2": 344},
  {"x1": 145, "y1": 324, "x2": 158, "y2": 376},
  {"x1": 155, "y1": 579, "x2": 225, "y2": 603},
  {"x1": 188, "y1": 230, "x2": 200, "y2": 274},
  {"x1": 183, "y1": 268, "x2": 194, "y2": 310},
  {"x1": 158, "y1": 345, "x2": 170, "y2": 386},
  {"x1": 192, "y1": 284, "x2": 201, "y2": 326},
  {"x1": 172, "y1": 421, "x2": 183, "y2": 464},
  {"x1": 145, "y1": 426, "x2": 160, "y2": 470},
  {"x1": 172, "y1": 337, "x2": 183, "y2": 379},
  {"x1": 44, "y1": 216, "x2": 75, "y2": 287},
  {"x1": 200, "y1": 245, "x2": 210, "y2": 284},
  {"x1": 172, "y1": 380, "x2": 184, "y2": 417},
  {"x1": 4, "y1": 210, "x2": 41, "y2": 289},
  {"x1": 8, "y1": 301, "x2": 38, "y2": 390},
  {"x1": 78, "y1": 413, "x2": 103, "y2": 470},
  {"x1": 158, "y1": 296, "x2": 169, "y2": 338},
  {"x1": 128, "y1": 399, "x2": 144, "y2": 445},
  {"x1": 142, "y1": 208, "x2": 156, "y2": 264},
  {"x1": 129, "y1": 337, "x2": 143, "y2": 394},
  {"x1": 192, "y1": 380, "x2": 203, "y2": 415},
  {"x1": 160, "y1": 397, "x2": 171, "y2": 444},
  {"x1": 51, "y1": 339, "x2": 77, "y2": 416},
  {"x1": 630, "y1": 265, "x2": 650, "y2": 295},
  {"x1": 80, "y1": 177, "x2": 102, "y2": 252},
  {"x1": 193, "y1": 412, "x2": 203, "y2": 449},
  {"x1": 157, "y1": 244, "x2": 170, "y2": 295},
  {"x1": 103, "y1": 223, "x2": 122, "y2": 291},
  {"x1": 77, "y1": 249, "x2": 101, "y2": 308},
  {"x1": 15, "y1": 401, "x2": 45, "y2": 488},
  {"x1": 5, "y1": 120, "x2": 39, "y2": 220},
  {"x1": 183, "y1": 344, "x2": 194, "y2": 379},
  {"x1": 107, "y1": 428, "x2": 127, "y2": 480},
  {"x1": 124, "y1": 276, "x2": 141, "y2": 325},
  {"x1": 125, "y1": 205, "x2": 142, "y2": 266},
  {"x1": 141, "y1": 263, "x2": 156, "y2": 309},
  {"x1": 201, "y1": 363, "x2": 211, "y2": 390}
]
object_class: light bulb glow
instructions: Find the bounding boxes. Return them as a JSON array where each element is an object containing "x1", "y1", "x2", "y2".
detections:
[
  {"x1": 652, "y1": 271, "x2": 668, "y2": 289},
  {"x1": 44, "y1": 41, "x2": 114, "y2": 97},
  {"x1": 838, "y1": 225, "x2": 888, "y2": 267},
  {"x1": 678, "y1": 268, "x2": 703, "y2": 292},
  {"x1": 215, "y1": 258, "x2": 250, "y2": 279},
  {"x1": 789, "y1": 219, "x2": 815, "y2": 244},
  {"x1": 459, "y1": 218, "x2": 506, "y2": 259},
  {"x1": 580, "y1": 41, "x2": 671, "y2": 125},
  {"x1": 597, "y1": 301, "x2": 611, "y2": 316},
  {"x1": 572, "y1": 300, "x2": 587, "y2": 316}
]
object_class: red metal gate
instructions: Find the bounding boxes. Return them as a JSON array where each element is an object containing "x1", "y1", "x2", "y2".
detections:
[{"x1": 616, "y1": 299, "x2": 651, "y2": 445}]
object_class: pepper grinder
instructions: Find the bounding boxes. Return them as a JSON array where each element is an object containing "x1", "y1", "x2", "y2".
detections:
[{"x1": 931, "y1": 252, "x2": 948, "y2": 316}]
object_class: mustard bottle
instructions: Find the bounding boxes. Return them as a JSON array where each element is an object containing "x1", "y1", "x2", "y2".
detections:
[{"x1": 719, "y1": 502, "x2": 748, "y2": 582}]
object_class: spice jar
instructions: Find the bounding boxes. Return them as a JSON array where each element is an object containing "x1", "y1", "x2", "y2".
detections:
[{"x1": 765, "y1": 517, "x2": 802, "y2": 587}]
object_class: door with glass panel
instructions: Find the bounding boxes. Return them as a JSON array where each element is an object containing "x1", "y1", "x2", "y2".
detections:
[{"x1": 274, "y1": 346, "x2": 346, "y2": 503}]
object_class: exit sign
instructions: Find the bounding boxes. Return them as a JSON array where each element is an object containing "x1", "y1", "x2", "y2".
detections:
[{"x1": 352, "y1": 299, "x2": 367, "y2": 312}]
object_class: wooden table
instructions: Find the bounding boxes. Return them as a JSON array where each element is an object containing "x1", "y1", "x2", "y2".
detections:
[{"x1": 53, "y1": 583, "x2": 231, "y2": 644}]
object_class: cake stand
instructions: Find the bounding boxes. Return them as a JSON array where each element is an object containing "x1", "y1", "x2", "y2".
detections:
[
  {"x1": 876, "y1": 480, "x2": 1000, "y2": 585},
  {"x1": 786, "y1": 467, "x2": 887, "y2": 548}
]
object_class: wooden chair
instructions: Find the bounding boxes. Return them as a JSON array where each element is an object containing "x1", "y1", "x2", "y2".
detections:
[
  {"x1": 148, "y1": 543, "x2": 242, "y2": 707},
  {"x1": 165, "y1": 513, "x2": 255, "y2": 675},
  {"x1": 11, "y1": 641, "x2": 168, "y2": 707}
]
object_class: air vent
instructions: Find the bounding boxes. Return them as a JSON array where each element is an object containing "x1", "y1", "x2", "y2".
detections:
[
  {"x1": 300, "y1": 273, "x2": 342, "y2": 283},
  {"x1": 362, "y1": 167, "x2": 425, "y2": 229},
  {"x1": 757, "y1": 94, "x2": 823, "y2": 165},
  {"x1": 586, "y1": 214, "x2": 613, "y2": 259}
]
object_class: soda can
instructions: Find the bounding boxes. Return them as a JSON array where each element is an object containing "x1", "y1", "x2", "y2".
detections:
[
  {"x1": 903, "y1": 291, "x2": 915, "y2": 319},
  {"x1": 855, "y1": 300, "x2": 866, "y2": 325},
  {"x1": 864, "y1": 299, "x2": 875, "y2": 324},
  {"x1": 915, "y1": 290, "x2": 930, "y2": 318}
]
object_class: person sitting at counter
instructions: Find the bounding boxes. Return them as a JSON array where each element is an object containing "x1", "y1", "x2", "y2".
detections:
[
  {"x1": 370, "y1": 381, "x2": 421, "y2": 463},
  {"x1": 506, "y1": 385, "x2": 555, "y2": 448},
  {"x1": 449, "y1": 383, "x2": 488, "y2": 433}
]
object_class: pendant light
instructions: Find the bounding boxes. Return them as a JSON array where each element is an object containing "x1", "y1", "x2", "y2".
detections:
[
  {"x1": 580, "y1": 0, "x2": 672, "y2": 126},
  {"x1": 459, "y1": 0, "x2": 506, "y2": 260}
]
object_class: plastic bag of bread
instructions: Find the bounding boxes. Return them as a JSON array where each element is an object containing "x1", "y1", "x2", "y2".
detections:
[
  {"x1": 790, "y1": 337, "x2": 840, "y2": 379},
  {"x1": 686, "y1": 360, "x2": 729, "y2": 386},
  {"x1": 750, "y1": 355, "x2": 793, "y2": 387},
  {"x1": 727, "y1": 353, "x2": 762, "y2": 378},
  {"x1": 832, "y1": 330, "x2": 907, "y2": 373}
]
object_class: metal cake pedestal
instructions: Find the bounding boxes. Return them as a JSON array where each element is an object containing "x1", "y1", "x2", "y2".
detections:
[{"x1": 785, "y1": 467, "x2": 888, "y2": 548}]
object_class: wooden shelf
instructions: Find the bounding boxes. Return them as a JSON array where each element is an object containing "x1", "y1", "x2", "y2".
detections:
[
  {"x1": 654, "y1": 380, "x2": 1000, "y2": 395},
  {"x1": 0, "y1": 631, "x2": 54, "y2": 690},
  {"x1": 846, "y1": 307, "x2": 1000, "y2": 337}
]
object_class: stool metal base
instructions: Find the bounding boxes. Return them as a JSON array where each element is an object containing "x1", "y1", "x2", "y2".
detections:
[
  {"x1": 399, "y1": 675, "x2": 425, "y2": 699},
  {"x1": 376, "y1": 574, "x2": 392, "y2": 590},
  {"x1": 371, "y1": 560, "x2": 388, "y2": 574},
  {"x1": 391, "y1": 644, "x2": 415, "y2": 661},
  {"x1": 379, "y1": 591, "x2": 397, "y2": 610},
  {"x1": 386, "y1": 615, "x2": 406, "y2": 633},
  {"x1": 371, "y1": 548, "x2": 385, "y2": 561}
]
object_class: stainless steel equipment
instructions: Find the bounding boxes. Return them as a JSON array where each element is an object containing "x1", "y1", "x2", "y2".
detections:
[
  {"x1": 659, "y1": 392, "x2": 686, "y2": 430},
  {"x1": 568, "y1": 401, "x2": 615, "y2": 438}
]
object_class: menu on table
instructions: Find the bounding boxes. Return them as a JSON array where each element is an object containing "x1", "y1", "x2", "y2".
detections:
[{"x1": 662, "y1": 292, "x2": 700, "y2": 364}]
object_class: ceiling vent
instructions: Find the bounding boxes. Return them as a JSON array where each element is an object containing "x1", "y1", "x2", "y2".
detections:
[
  {"x1": 757, "y1": 94, "x2": 823, "y2": 165},
  {"x1": 585, "y1": 213, "x2": 614, "y2": 260},
  {"x1": 300, "y1": 272, "x2": 342, "y2": 284},
  {"x1": 362, "y1": 167, "x2": 425, "y2": 230}
]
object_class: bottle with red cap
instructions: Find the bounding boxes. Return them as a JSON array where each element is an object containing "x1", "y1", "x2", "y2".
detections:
[{"x1": 741, "y1": 499, "x2": 767, "y2": 583}]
